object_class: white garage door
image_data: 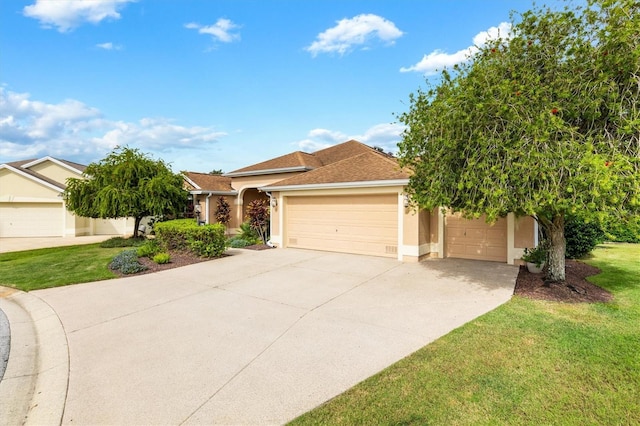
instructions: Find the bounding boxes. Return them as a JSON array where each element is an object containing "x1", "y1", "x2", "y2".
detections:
[
  {"x1": 285, "y1": 194, "x2": 398, "y2": 258},
  {"x1": 0, "y1": 202, "x2": 64, "y2": 237},
  {"x1": 445, "y1": 213, "x2": 507, "y2": 262}
]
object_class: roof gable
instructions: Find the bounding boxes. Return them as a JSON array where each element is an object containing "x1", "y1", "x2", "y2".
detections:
[
  {"x1": 262, "y1": 150, "x2": 409, "y2": 189},
  {"x1": 183, "y1": 172, "x2": 235, "y2": 193},
  {"x1": 226, "y1": 151, "x2": 323, "y2": 176}
]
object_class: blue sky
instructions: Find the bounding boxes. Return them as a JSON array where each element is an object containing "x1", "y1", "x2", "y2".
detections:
[{"x1": 1, "y1": 0, "x2": 557, "y2": 173}]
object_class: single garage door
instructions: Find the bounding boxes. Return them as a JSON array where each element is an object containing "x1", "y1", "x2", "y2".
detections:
[
  {"x1": 0, "y1": 202, "x2": 64, "y2": 237},
  {"x1": 445, "y1": 213, "x2": 507, "y2": 262},
  {"x1": 285, "y1": 194, "x2": 398, "y2": 258}
]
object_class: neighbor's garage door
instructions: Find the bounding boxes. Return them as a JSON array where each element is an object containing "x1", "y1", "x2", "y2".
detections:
[
  {"x1": 285, "y1": 194, "x2": 398, "y2": 258},
  {"x1": 445, "y1": 213, "x2": 507, "y2": 262},
  {"x1": 0, "y1": 202, "x2": 64, "y2": 237}
]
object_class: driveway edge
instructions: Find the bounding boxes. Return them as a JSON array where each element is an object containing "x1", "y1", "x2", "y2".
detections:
[{"x1": 0, "y1": 287, "x2": 68, "y2": 426}]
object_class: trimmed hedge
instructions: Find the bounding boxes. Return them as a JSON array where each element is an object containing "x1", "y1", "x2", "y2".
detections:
[{"x1": 154, "y1": 219, "x2": 227, "y2": 258}]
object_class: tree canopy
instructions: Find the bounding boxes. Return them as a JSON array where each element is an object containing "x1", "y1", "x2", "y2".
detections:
[
  {"x1": 397, "y1": 0, "x2": 639, "y2": 281},
  {"x1": 63, "y1": 147, "x2": 188, "y2": 236}
]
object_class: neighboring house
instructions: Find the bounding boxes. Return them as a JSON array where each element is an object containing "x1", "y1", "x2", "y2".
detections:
[
  {"x1": 184, "y1": 140, "x2": 536, "y2": 264},
  {"x1": 0, "y1": 157, "x2": 135, "y2": 237}
]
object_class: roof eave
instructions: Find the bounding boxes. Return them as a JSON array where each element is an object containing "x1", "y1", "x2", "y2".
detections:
[
  {"x1": 223, "y1": 166, "x2": 314, "y2": 178},
  {"x1": 259, "y1": 179, "x2": 410, "y2": 192},
  {"x1": 189, "y1": 190, "x2": 238, "y2": 196},
  {"x1": 21, "y1": 156, "x2": 85, "y2": 175}
]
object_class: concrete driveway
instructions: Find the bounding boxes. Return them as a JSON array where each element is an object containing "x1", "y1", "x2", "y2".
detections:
[{"x1": 0, "y1": 248, "x2": 518, "y2": 425}]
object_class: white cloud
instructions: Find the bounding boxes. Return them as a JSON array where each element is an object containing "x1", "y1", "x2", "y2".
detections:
[
  {"x1": 0, "y1": 88, "x2": 226, "y2": 168},
  {"x1": 295, "y1": 123, "x2": 405, "y2": 154},
  {"x1": 401, "y1": 22, "x2": 512, "y2": 75},
  {"x1": 185, "y1": 18, "x2": 241, "y2": 43},
  {"x1": 23, "y1": 0, "x2": 135, "y2": 33},
  {"x1": 306, "y1": 14, "x2": 403, "y2": 56},
  {"x1": 96, "y1": 42, "x2": 122, "y2": 50}
]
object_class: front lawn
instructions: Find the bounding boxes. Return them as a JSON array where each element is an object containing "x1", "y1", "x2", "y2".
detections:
[
  {"x1": 291, "y1": 243, "x2": 640, "y2": 425},
  {"x1": 0, "y1": 244, "x2": 123, "y2": 291}
]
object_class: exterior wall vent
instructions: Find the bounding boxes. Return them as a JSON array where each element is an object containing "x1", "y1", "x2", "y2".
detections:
[
  {"x1": 385, "y1": 245, "x2": 398, "y2": 254},
  {"x1": 289, "y1": 238, "x2": 298, "y2": 245}
]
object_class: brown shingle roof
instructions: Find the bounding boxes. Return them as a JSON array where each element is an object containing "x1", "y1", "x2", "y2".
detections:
[
  {"x1": 227, "y1": 151, "x2": 323, "y2": 175},
  {"x1": 183, "y1": 172, "x2": 235, "y2": 192},
  {"x1": 262, "y1": 150, "x2": 409, "y2": 188},
  {"x1": 312, "y1": 139, "x2": 375, "y2": 165}
]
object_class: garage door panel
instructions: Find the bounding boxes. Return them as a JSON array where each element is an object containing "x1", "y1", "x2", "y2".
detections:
[
  {"x1": 445, "y1": 213, "x2": 507, "y2": 262},
  {"x1": 0, "y1": 202, "x2": 64, "y2": 237},
  {"x1": 285, "y1": 194, "x2": 398, "y2": 258}
]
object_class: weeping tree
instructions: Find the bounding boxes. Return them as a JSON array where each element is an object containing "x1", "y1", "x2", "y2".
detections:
[
  {"x1": 397, "y1": 0, "x2": 639, "y2": 282},
  {"x1": 63, "y1": 147, "x2": 188, "y2": 237}
]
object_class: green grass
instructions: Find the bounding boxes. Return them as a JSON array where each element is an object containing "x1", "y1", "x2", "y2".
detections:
[
  {"x1": 290, "y1": 243, "x2": 640, "y2": 425},
  {"x1": 0, "y1": 244, "x2": 124, "y2": 291}
]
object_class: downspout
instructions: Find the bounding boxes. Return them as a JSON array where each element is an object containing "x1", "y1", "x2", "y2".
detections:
[{"x1": 264, "y1": 192, "x2": 275, "y2": 247}]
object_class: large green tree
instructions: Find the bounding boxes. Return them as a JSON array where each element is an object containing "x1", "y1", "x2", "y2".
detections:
[
  {"x1": 397, "y1": 0, "x2": 639, "y2": 282},
  {"x1": 63, "y1": 147, "x2": 188, "y2": 237}
]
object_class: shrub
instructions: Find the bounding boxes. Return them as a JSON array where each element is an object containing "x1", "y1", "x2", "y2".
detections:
[
  {"x1": 602, "y1": 215, "x2": 640, "y2": 243},
  {"x1": 153, "y1": 252, "x2": 171, "y2": 264},
  {"x1": 137, "y1": 239, "x2": 161, "y2": 258},
  {"x1": 246, "y1": 199, "x2": 270, "y2": 244},
  {"x1": 154, "y1": 219, "x2": 227, "y2": 258},
  {"x1": 228, "y1": 236, "x2": 253, "y2": 248},
  {"x1": 238, "y1": 222, "x2": 261, "y2": 244},
  {"x1": 110, "y1": 249, "x2": 148, "y2": 274},
  {"x1": 215, "y1": 196, "x2": 231, "y2": 228},
  {"x1": 565, "y1": 216, "x2": 605, "y2": 259},
  {"x1": 100, "y1": 236, "x2": 145, "y2": 248}
]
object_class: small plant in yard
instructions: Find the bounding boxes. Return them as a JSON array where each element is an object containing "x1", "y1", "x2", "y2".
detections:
[
  {"x1": 152, "y1": 252, "x2": 171, "y2": 264},
  {"x1": 137, "y1": 239, "x2": 161, "y2": 258},
  {"x1": 522, "y1": 243, "x2": 547, "y2": 267},
  {"x1": 110, "y1": 249, "x2": 148, "y2": 274}
]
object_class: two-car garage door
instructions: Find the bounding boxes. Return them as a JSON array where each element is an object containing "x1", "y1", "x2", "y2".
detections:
[
  {"x1": 0, "y1": 202, "x2": 64, "y2": 237},
  {"x1": 285, "y1": 194, "x2": 398, "y2": 258},
  {"x1": 283, "y1": 196, "x2": 508, "y2": 262}
]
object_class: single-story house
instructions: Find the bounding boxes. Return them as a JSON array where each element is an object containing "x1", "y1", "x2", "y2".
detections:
[
  {"x1": 184, "y1": 140, "x2": 536, "y2": 264},
  {"x1": 0, "y1": 157, "x2": 135, "y2": 237}
]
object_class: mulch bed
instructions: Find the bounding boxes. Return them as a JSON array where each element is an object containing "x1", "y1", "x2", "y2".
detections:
[
  {"x1": 114, "y1": 244, "x2": 274, "y2": 277},
  {"x1": 514, "y1": 259, "x2": 613, "y2": 303}
]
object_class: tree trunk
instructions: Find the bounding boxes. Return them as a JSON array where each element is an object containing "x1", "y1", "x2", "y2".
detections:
[
  {"x1": 134, "y1": 216, "x2": 142, "y2": 238},
  {"x1": 546, "y1": 214, "x2": 566, "y2": 282}
]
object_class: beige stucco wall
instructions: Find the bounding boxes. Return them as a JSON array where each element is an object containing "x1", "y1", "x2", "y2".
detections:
[
  {"x1": 514, "y1": 216, "x2": 536, "y2": 248},
  {"x1": 429, "y1": 208, "x2": 440, "y2": 244},
  {"x1": 0, "y1": 169, "x2": 61, "y2": 201},
  {"x1": 28, "y1": 161, "x2": 82, "y2": 185}
]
